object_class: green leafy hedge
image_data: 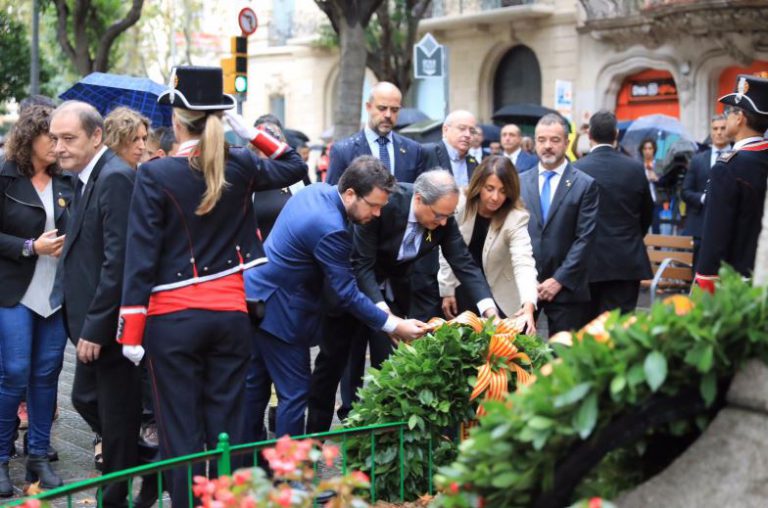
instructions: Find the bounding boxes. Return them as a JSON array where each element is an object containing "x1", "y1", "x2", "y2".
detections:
[
  {"x1": 343, "y1": 319, "x2": 550, "y2": 501},
  {"x1": 434, "y1": 268, "x2": 768, "y2": 507}
]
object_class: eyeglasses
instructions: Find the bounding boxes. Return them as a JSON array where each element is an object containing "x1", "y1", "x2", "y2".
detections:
[
  {"x1": 429, "y1": 204, "x2": 452, "y2": 221},
  {"x1": 359, "y1": 195, "x2": 387, "y2": 210},
  {"x1": 451, "y1": 124, "x2": 478, "y2": 136}
]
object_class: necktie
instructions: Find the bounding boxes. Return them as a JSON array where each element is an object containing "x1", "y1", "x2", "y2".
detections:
[
  {"x1": 376, "y1": 136, "x2": 391, "y2": 172},
  {"x1": 400, "y1": 223, "x2": 422, "y2": 260},
  {"x1": 540, "y1": 171, "x2": 557, "y2": 221},
  {"x1": 73, "y1": 178, "x2": 84, "y2": 212}
]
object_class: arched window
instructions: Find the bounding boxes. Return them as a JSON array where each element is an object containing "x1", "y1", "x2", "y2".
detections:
[{"x1": 493, "y1": 45, "x2": 542, "y2": 111}]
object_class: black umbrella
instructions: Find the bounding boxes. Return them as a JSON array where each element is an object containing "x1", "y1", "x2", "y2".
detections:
[
  {"x1": 492, "y1": 103, "x2": 565, "y2": 129},
  {"x1": 395, "y1": 108, "x2": 431, "y2": 129},
  {"x1": 478, "y1": 124, "x2": 500, "y2": 145},
  {"x1": 398, "y1": 119, "x2": 442, "y2": 144}
]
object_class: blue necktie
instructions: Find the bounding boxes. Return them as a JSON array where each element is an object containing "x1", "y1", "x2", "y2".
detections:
[
  {"x1": 540, "y1": 171, "x2": 556, "y2": 221},
  {"x1": 400, "y1": 223, "x2": 421, "y2": 260},
  {"x1": 376, "y1": 136, "x2": 391, "y2": 171}
]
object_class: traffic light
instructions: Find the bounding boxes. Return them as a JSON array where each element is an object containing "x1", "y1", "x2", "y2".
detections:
[{"x1": 222, "y1": 36, "x2": 248, "y2": 95}]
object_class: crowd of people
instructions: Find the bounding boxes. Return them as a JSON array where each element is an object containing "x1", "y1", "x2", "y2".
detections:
[{"x1": 0, "y1": 65, "x2": 766, "y2": 507}]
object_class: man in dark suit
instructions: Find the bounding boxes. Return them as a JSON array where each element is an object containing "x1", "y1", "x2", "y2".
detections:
[
  {"x1": 326, "y1": 82, "x2": 426, "y2": 185},
  {"x1": 416, "y1": 110, "x2": 481, "y2": 321},
  {"x1": 574, "y1": 110, "x2": 653, "y2": 318},
  {"x1": 49, "y1": 101, "x2": 141, "y2": 506},
  {"x1": 682, "y1": 114, "x2": 730, "y2": 270},
  {"x1": 501, "y1": 123, "x2": 538, "y2": 173},
  {"x1": 306, "y1": 170, "x2": 497, "y2": 433},
  {"x1": 246, "y1": 157, "x2": 425, "y2": 438},
  {"x1": 696, "y1": 74, "x2": 768, "y2": 291},
  {"x1": 520, "y1": 114, "x2": 599, "y2": 335}
]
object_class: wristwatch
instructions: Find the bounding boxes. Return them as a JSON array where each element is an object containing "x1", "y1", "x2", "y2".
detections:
[{"x1": 21, "y1": 239, "x2": 35, "y2": 258}]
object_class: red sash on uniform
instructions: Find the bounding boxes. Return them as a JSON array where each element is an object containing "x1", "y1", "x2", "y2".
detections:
[{"x1": 147, "y1": 272, "x2": 247, "y2": 316}]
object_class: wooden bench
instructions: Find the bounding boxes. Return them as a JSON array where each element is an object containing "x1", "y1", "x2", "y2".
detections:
[{"x1": 644, "y1": 234, "x2": 695, "y2": 305}]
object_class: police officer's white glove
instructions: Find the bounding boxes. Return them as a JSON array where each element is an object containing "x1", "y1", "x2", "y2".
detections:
[
  {"x1": 223, "y1": 111, "x2": 289, "y2": 159},
  {"x1": 122, "y1": 345, "x2": 145, "y2": 366}
]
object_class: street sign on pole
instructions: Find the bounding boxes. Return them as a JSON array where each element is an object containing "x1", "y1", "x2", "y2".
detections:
[
  {"x1": 238, "y1": 8, "x2": 258, "y2": 36},
  {"x1": 413, "y1": 33, "x2": 444, "y2": 79}
]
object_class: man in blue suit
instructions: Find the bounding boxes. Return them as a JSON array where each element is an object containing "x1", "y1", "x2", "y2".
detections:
[
  {"x1": 325, "y1": 82, "x2": 426, "y2": 185},
  {"x1": 244, "y1": 156, "x2": 426, "y2": 439},
  {"x1": 501, "y1": 123, "x2": 538, "y2": 173}
]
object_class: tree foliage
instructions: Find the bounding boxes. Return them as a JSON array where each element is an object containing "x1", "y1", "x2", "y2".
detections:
[
  {"x1": 49, "y1": 0, "x2": 145, "y2": 75},
  {"x1": 366, "y1": 0, "x2": 432, "y2": 98},
  {"x1": 0, "y1": 13, "x2": 32, "y2": 105}
]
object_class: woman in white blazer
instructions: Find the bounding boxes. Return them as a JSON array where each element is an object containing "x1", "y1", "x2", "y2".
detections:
[{"x1": 438, "y1": 155, "x2": 538, "y2": 333}]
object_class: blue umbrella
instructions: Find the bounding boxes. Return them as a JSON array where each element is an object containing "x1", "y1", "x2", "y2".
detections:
[
  {"x1": 59, "y1": 73, "x2": 172, "y2": 127},
  {"x1": 478, "y1": 124, "x2": 500, "y2": 145}
]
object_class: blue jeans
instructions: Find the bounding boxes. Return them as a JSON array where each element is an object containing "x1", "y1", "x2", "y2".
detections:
[{"x1": 0, "y1": 304, "x2": 67, "y2": 461}]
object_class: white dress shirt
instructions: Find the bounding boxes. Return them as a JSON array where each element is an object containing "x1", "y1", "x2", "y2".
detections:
[
  {"x1": 78, "y1": 145, "x2": 109, "y2": 192},
  {"x1": 537, "y1": 159, "x2": 568, "y2": 197}
]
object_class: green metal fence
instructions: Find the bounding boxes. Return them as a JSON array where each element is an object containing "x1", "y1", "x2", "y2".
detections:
[{"x1": 4, "y1": 421, "x2": 434, "y2": 507}]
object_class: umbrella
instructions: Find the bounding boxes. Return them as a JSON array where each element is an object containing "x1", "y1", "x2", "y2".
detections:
[
  {"x1": 620, "y1": 114, "x2": 697, "y2": 162},
  {"x1": 60, "y1": 72, "x2": 171, "y2": 128},
  {"x1": 492, "y1": 103, "x2": 563, "y2": 127},
  {"x1": 398, "y1": 119, "x2": 443, "y2": 144},
  {"x1": 478, "y1": 124, "x2": 500, "y2": 146},
  {"x1": 284, "y1": 128, "x2": 309, "y2": 148},
  {"x1": 395, "y1": 108, "x2": 431, "y2": 129}
]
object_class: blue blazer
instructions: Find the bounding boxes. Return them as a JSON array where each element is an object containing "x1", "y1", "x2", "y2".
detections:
[
  {"x1": 516, "y1": 151, "x2": 539, "y2": 173},
  {"x1": 681, "y1": 148, "x2": 711, "y2": 237},
  {"x1": 326, "y1": 130, "x2": 426, "y2": 185},
  {"x1": 245, "y1": 183, "x2": 388, "y2": 345}
]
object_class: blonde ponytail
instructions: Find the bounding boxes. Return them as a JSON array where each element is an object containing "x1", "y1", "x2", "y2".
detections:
[{"x1": 174, "y1": 108, "x2": 228, "y2": 215}]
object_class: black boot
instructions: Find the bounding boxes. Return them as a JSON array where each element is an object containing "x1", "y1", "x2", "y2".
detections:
[
  {"x1": 0, "y1": 462, "x2": 12, "y2": 497},
  {"x1": 133, "y1": 474, "x2": 159, "y2": 508},
  {"x1": 25, "y1": 455, "x2": 63, "y2": 489}
]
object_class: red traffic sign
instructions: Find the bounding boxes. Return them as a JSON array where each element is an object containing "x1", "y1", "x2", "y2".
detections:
[{"x1": 238, "y1": 7, "x2": 258, "y2": 36}]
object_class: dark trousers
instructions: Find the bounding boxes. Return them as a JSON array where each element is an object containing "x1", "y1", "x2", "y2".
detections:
[
  {"x1": 71, "y1": 344, "x2": 142, "y2": 507},
  {"x1": 587, "y1": 280, "x2": 641, "y2": 320},
  {"x1": 692, "y1": 236, "x2": 702, "y2": 273},
  {"x1": 537, "y1": 301, "x2": 590, "y2": 337},
  {"x1": 144, "y1": 310, "x2": 250, "y2": 508},
  {"x1": 245, "y1": 326, "x2": 311, "y2": 441}
]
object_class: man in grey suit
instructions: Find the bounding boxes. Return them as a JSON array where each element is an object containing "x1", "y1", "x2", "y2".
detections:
[
  {"x1": 520, "y1": 114, "x2": 599, "y2": 335},
  {"x1": 50, "y1": 101, "x2": 141, "y2": 507},
  {"x1": 574, "y1": 110, "x2": 653, "y2": 318}
]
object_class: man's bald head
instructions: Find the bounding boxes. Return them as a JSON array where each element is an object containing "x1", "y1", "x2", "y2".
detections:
[
  {"x1": 442, "y1": 110, "x2": 477, "y2": 156},
  {"x1": 366, "y1": 82, "x2": 402, "y2": 136}
]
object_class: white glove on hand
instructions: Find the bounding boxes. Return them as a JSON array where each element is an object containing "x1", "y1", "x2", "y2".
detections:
[
  {"x1": 224, "y1": 110, "x2": 258, "y2": 141},
  {"x1": 122, "y1": 345, "x2": 145, "y2": 366}
]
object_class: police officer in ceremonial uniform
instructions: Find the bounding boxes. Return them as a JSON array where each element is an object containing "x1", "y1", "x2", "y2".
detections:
[
  {"x1": 695, "y1": 74, "x2": 768, "y2": 291},
  {"x1": 116, "y1": 66, "x2": 306, "y2": 506}
]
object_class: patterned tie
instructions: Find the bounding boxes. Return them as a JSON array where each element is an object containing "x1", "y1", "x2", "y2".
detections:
[
  {"x1": 540, "y1": 171, "x2": 557, "y2": 221},
  {"x1": 400, "y1": 223, "x2": 422, "y2": 260},
  {"x1": 376, "y1": 136, "x2": 391, "y2": 172}
]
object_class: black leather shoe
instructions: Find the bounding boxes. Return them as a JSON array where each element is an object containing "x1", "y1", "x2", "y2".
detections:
[
  {"x1": 25, "y1": 455, "x2": 63, "y2": 489},
  {"x1": 132, "y1": 474, "x2": 159, "y2": 508},
  {"x1": 0, "y1": 463, "x2": 13, "y2": 497},
  {"x1": 22, "y1": 433, "x2": 59, "y2": 462}
]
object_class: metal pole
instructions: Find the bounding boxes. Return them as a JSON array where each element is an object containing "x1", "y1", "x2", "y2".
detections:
[{"x1": 30, "y1": 0, "x2": 40, "y2": 95}]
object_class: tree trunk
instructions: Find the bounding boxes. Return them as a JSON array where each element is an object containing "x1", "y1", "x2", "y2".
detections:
[{"x1": 334, "y1": 20, "x2": 368, "y2": 140}]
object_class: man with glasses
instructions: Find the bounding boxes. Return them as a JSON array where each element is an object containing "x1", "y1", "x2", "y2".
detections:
[
  {"x1": 695, "y1": 74, "x2": 768, "y2": 292},
  {"x1": 245, "y1": 156, "x2": 426, "y2": 439},
  {"x1": 425, "y1": 110, "x2": 480, "y2": 187}
]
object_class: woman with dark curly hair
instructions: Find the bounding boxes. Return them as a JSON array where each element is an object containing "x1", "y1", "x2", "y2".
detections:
[{"x1": 0, "y1": 105, "x2": 73, "y2": 494}]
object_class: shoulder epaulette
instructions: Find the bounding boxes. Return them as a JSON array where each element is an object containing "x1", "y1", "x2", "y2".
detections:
[{"x1": 717, "y1": 151, "x2": 738, "y2": 163}]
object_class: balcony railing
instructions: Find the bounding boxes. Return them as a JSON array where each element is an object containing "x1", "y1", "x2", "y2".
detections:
[{"x1": 428, "y1": 0, "x2": 537, "y2": 18}]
